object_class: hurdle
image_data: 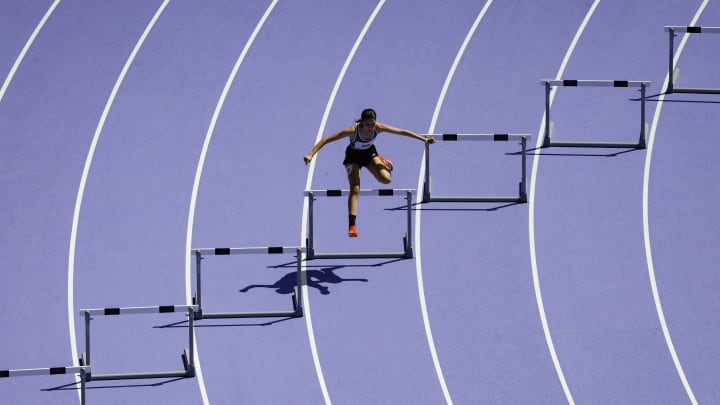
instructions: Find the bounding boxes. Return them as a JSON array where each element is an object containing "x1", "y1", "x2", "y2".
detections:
[
  {"x1": 1, "y1": 365, "x2": 90, "y2": 404},
  {"x1": 304, "y1": 189, "x2": 414, "y2": 259},
  {"x1": 541, "y1": 79, "x2": 649, "y2": 149},
  {"x1": 665, "y1": 26, "x2": 720, "y2": 94},
  {"x1": 79, "y1": 304, "x2": 196, "y2": 381},
  {"x1": 191, "y1": 246, "x2": 304, "y2": 320},
  {"x1": 421, "y1": 134, "x2": 529, "y2": 203}
]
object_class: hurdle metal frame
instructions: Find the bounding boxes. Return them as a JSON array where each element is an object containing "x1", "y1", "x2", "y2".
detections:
[
  {"x1": 665, "y1": 26, "x2": 720, "y2": 94},
  {"x1": 79, "y1": 305, "x2": 196, "y2": 382},
  {"x1": 541, "y1": 79, "x2": 649, "y2": 149},
  {"x1": 191, "y1": 246, "x2": 304, "y2": 320},
  {"x1": 421, "y1": 134, "x2": 529, "y2": 203},
  {"x1": 1, "y1": 365, "x2": 91, "y2": 404},
  {"x1": 305, "y1": 188, "x2": 414, "y2": 259}
]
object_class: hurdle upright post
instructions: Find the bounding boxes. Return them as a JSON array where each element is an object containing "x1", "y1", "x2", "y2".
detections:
[
  {"x1": 667, "y1": 27, "x2": 676, "y2": 93},
  {"x1": 423, "y1": 141, "x2": 431, "y2": 202},
  {"x1": 307, "y1": 191, "x2": 315, "y2": 257},
  {"x1": 186, "y1": 306, "x2": 195, "y2": 376},
  {"x1": 193, "y1": 250, "x2": 203, "y2": 319},
  {"x1": 405, "y1": 190, "x2": 413, "y2": 257},
  {"x1": 520, "y1": 135, "x2": 527, "y2": 202},
  {"x1": 295, "y1": 247, "x2": 304, "y2": 316},
  {"x1": 83, "y1": 310, "x2": 91, "y2": 368},
  {"x1": 80, "y1": 367, "x2": 87, "y2": 405},
  {"x1": 639, "y1": 82, "x2": 647, "y2": 148},
  {"x1": 544, "y1": 80, "x2": 552, "y2": 147}
]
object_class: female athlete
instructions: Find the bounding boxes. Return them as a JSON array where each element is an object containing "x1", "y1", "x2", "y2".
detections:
[{"x1": 303, "y1": 108, "x2": 433, "y2": 237}]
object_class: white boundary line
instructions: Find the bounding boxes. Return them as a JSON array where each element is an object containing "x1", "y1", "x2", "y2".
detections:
[
  {"x1": 185, "y1": 2, "x2": 279, "y2": 404},
  {"x1": 643, "y1": 2, "x2": 708, "y2": 404},
  {"x1": 0, "y1": 0, "x2": 60, "y2": 104},
  {"x1": 528, "y1": 1, "x2": 601, "y2": 403},
  {"x1": 415, "y1": 2, "x2": 494, "y2": 403},
  {"x1": 301, "y1": 2, "x2": 385, "y2": 403},
  {"x1": 67, "y1": 1, "x2": 171, "y2": 403}
]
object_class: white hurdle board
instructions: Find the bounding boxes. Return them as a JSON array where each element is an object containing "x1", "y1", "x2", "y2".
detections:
[
  {"x1": 421, "y1": 133, "x2": 529, "y2": 203},
  {"x1": 78, "y1": 304, "x2": 197, "y2": 382},
  {"x1": 190, "y1": 246, "x2": 304, "y2": 319},
  {"x1": 1, "y1": 365, "x2": 91, "y2": 404},
  {"x1": 541, "y1": 79, "x2": 649, "y2": 149},
  {"x1": 304, "y1": 189, "x2": 414, "y2": 259},
  {"x1": 665, "y1": 26, "x2": 720, "y2": 94}
]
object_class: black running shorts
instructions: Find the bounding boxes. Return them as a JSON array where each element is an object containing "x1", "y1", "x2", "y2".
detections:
[{"x1": 343, "y1": 144, "x2": 379, "y2": 167}]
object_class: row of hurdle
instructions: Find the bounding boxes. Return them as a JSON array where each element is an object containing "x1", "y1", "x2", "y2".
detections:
[{"x1": 3, "y1": 25, "x2": 717, "y2": 404}]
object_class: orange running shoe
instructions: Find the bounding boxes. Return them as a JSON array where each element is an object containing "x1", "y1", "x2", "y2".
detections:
[
  {"x1": 378, "y1": 156, "x2": 393, "y2": 171},
  {"x1": 348, "y1": 225, "x2": 358, "y2": 237}
]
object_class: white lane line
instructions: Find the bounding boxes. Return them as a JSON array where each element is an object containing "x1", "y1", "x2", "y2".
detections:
[
  {"x1": 301, "y1": 2, "x2": 386, "y2": 403},
  {"x1": 643, "y1": 2, "x2": 707, "y2": 404},
  {"x1": 528, "y1": 1, "x2": 600, "y2": 404},
  {"x1": 416, "y1": 2, "x2": 494, "y2": 404},
  {"x1": 67, "y1": 1, "x2": 170, "y2": 403},
  {"x1": 0, "y1": 0, "x2": 60, "y2": 104},
  {"x1": 185, "y1": 2, "x2": 279, "y2": 404}
]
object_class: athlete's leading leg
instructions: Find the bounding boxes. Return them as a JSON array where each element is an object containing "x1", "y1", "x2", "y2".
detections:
[{"x1": 346, "y1": 163, "x2": 361, "y2": 237}]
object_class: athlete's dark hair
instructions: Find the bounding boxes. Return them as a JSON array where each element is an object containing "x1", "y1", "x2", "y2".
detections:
[{"x1": 357, "y1": 108, "x2": 376, "y2": 123}]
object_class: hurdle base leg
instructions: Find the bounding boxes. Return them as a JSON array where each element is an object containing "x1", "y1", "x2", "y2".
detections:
[
  {"x1": 198, "y1": 310, "x2": 301, "y2": 319},
  {"x1": 305, "y1": 235, "x2": 413, "y2": 260},
  {"x1": 194, "y1": 289, "x2": 303, "y2": 319},
  {"x1": 85, "y1": 348, "x2": 194, "y2": 382},
  {"x1": 542, "y1": 140, "x2": 645, "y2": 149},
  {"x1": 89, "y1": 370, "x2": 192, "y2": 381},
  {"x1": 670, "y1": 87, "x2": 720, "y2": 95},
  {"x1": 306, "y1": 252, "x2": 413, "y2": 260}
]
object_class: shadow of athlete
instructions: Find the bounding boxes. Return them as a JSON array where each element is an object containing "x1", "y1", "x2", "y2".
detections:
[{"x1": 239, "y1": 267, "x2": 368, "y2": 295}]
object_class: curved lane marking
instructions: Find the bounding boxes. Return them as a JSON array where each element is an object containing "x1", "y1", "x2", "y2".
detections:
[
  {"x1": 67, "y1": 1, "x2": 171, "y2": 403},
  {"x1": 643, "y1": 2, "x2": 708, "y2": 404},
  {"x1": 301, "y1": 2, "x2": 386, "y2": 404},
  {"x1": 415, "y1": 1, "x2": 494, "y2": 404},
  {"x1": 0, "y1": 0, "x2": 60, "y2": 103},
  {"x1": 185, "y1": 2, "x2": 279, "y2": 404},
  {"x1": 528, "y1": 1, "x2": 601, "y2": 403}
]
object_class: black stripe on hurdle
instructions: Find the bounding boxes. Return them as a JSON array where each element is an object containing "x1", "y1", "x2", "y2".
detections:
[
  {"x1": 268, "y1": 246, "x2": 284, "y2": 254},
  {"x1": 159, "y1": 305, "x2": 175, "y2": 313},
  {"x1": 49, "y1": 367, "x2": 67, "y2": 375},
  {"x1": 563, "y1": 79, "x2": 578, "y2": 86},
  {"x1": 0, "y1": 370, "x2": 9, "y2": 378},
  {"x1": 442, "y1": 133, "x2": 458, "y2": 141},
  {"x1": 378, "y1": 189, "x2": 394, "y2": 196},
  {"x1": 326, "y1": 189, "x2": 342, "y2": 197},
  {"x1": 687, "y1": 26, "x2": 701, "y2": 33},
  {"x1": 613, "y1": 80, "x2": 629, "y2": 87},
  {"x1": 493, "y1": 134, "x2": 509, "y2": 141},
  {"x1": 104, "y1": 308, "x2": 121, "y2": 316},
  {"x1": 215, "y1": 248, "x2": 231, "y2": 255}
]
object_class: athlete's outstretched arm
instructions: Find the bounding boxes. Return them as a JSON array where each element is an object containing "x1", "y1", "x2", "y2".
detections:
[
  {"x1": 376, "y1": 122, "x2": 434, "y2": 144},
  {"x1": 304, "y1": 125, "x2": 355, "y2": 164}
]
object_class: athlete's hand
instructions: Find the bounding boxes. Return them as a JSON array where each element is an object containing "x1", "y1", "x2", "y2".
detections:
[
  {"x1": 303, "y1": 154, "x2": 313, "y2": 165},
  {"x1": 425, "y1": 137, "x2": 435, "y2": 144}
]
